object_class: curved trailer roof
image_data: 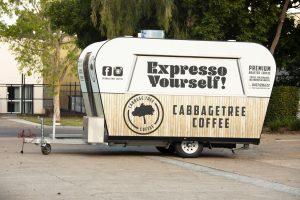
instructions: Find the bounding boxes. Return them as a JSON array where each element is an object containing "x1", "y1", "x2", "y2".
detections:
[{"x1": 85, "y1": 38, "x2": 276, "y2": 98}]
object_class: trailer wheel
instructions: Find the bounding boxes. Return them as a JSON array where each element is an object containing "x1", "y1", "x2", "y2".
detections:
[
  {"x1": 175, "y1": 141, "x2": 203, "y2": 158},
  {"x1": 41, "y1": 144, "x2": 51, "y2": 155},
  {"x1": 156, "y1": 144, "x2": 175, "y2": 154}
]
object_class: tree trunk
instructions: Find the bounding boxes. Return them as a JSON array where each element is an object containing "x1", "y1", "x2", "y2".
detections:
[
  {"x1": 270, "y1": 0, "x2": 290, "y2": 55},
  {"x1": 53, "y1": 84, "x2": 61, "y2": 123},
  {"x1": 53, "y1": 36, "x2": 61, "y2": 124}
]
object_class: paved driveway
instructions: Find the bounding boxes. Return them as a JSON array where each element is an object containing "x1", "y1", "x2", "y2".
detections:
[{"x1": 0, "y1": 116, "x2": 299, "y2": 200}]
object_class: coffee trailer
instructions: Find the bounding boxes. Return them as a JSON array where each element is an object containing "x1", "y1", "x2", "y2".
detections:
[{"x1": 26, "y1": 37, "x2": 276, "y2": 157}]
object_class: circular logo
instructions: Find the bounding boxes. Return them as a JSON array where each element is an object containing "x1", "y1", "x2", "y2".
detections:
[{"x1": 123, "y1": 94, "x2": 164, "y2": 135}]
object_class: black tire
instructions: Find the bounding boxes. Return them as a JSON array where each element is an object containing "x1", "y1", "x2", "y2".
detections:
[
  {"x1": 175, "y1": 141, "x2": 203, "y2": 158},
  {"x1": 41, "y1": 144, "x2": 51, "y2": 155},
  {"x1": 156, "y1": 144, "x2": 175, "y2": 154}
]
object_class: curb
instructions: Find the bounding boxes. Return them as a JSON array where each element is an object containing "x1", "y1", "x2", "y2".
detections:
[{"x1": 5, "y1": 118, "x2": 82, "y2": 129}]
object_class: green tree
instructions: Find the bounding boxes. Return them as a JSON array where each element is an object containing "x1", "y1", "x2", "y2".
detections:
[
  {"x1": 47, "y1": 0, "x2": 299, "y2": 85},
  {"x1": 169, "y1": 0, "x2": 299, "y2": 85},
  {"x1": 0, "y1": 0, "x2": 80, "y2": 123},
  {"x1": 270, "y1": 0, "x2": 291, "y2": 54},
  {"x1": 169, "y1": 0, "x2": 282, "y2": 43},
  {"x1": 88, "y1": 0, "x2": 297, "y2": 45},
  {"x1": 0, "y1": 0, "x2": 9, "y2": 15},
  {"x1": 273, "y1": 18, "x2": 300, "y2": 86},
  {"x1": 46, "y1": 0, "x2": 105, "y2": 48},
  {"x1": 91, "y1": 0, "x2": 174, "y2": 38}
]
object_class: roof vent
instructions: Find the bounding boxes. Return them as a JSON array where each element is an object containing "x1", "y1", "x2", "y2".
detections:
[{"x1": 138, "y1": 30, "x2": 165, "y2": 39}]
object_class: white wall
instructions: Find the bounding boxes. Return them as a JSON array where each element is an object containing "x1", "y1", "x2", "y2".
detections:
[
  {"x1": 0, "y1": 86, "x2": 7, "y2": 113},
  {"x1": 0, "y1": 42, "x2": 44, "y2": 114},
  {"x1": 0, "y1": 43, "x2": 42, "y2": 84},
  {"x1": 33, "y1": 86, "x2": 44, "y2": 114}
]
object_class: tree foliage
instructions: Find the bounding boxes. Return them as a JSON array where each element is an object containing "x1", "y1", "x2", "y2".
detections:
[
  {"x1": 0, "y1": 0, "x2": 80, "y2": 121},
  {"x1": 270, "y1": 0, "x2": 291, "y2": 54},
  {"x1": 170, "y1": 0, "x2": 283, "y2": 43},
  {"x1": 171, "y1": 0, "x2": 299, "y2": 85},
  {"x1": 266, "y1": 86, "x2": 299, "y2": 122},
  {"x1": 91, "y1": 0, "x2": 174, "y2": 38},
  {"x1": 275, "y1": 17, "x2": 300, "y2": 70},
  {"x1": 1, "y1": 0, "x2": 299, "y2": 119},
  {"x1": 46, "y1": 0, "x2": 104, "y2": 48}
]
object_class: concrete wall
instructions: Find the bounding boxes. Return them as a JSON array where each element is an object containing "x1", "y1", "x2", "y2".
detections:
[
  {"x1": 0, "y1": 86, "x2": 7, "y2": 113},
  {"x1": 0, "y1": 42, "x2": 44, "y2": 114}
]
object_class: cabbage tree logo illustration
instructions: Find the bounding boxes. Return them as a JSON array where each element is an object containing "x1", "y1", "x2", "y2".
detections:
[{"x1": 123, "y1": 95, "x2": 164, "y2": 135}]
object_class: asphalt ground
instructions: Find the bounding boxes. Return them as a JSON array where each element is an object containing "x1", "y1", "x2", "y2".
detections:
[
  {"x1": 0, "y1": 116, "x2": 82, "y2": 138},
  {"x1": 0, "y1": 116, "x2": 299, "y2": 200}
]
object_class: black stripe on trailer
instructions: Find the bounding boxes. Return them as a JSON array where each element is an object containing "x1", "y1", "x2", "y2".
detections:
[{"x1": 107, "y1": 136, "x2": 260, "y2": 145}]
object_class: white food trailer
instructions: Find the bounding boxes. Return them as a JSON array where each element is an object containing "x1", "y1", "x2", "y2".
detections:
[{"x1": 26, "y1": 36, "x2": 276, "y2": 157}]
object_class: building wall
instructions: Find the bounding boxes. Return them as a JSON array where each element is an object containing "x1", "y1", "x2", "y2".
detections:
[
  {"x1": 0, "y1": 42, "x2": 44, "y2": 114},
  {"x1": 0, "y1": 86, "x2": 6, "y2": 113}
]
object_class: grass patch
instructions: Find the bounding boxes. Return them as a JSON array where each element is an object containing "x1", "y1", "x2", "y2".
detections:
[
  {"x1": 268, "y1": 117, "x2": 300, "y2": 132},
  {"x1": 18, "y1": 115, "x2": 83, "y2": 126},
  {"x1": 288, "y1": 118, "x2": 300, "y2": 131}
]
